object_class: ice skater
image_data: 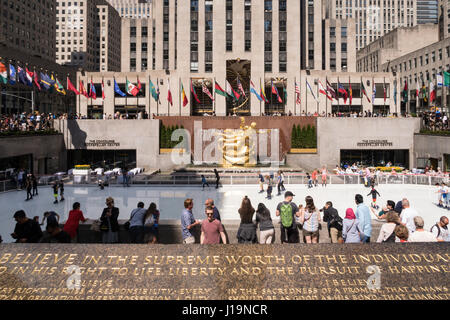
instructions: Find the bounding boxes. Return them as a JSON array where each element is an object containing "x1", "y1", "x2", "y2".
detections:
[
  {"x1": 367, "y1": 186, "x2": 381, "y2": 209},
  {"x1": 31, "y1": 174, "x2": 38, "y2": 196},
  {"x1": 266, "y1": 175, "x2": 273, "y2": 200},
  {"x1": 306, "y1": 173, "x2": 313, "y2": 189},
  {"x1": 25, "y1": 176, "x2": 33, "y2": 201},
  {"x1": 321, "y1": 166, "x2": 328, "y2": 187},
  {"x1": 201, "y1": 175, "x2": 210, "y2": 190},
  {"x1": 52, "y1": 182, "x2": 59, "y2": 204},
  {"x1": 59, "y1": 181, "x2": 65, "y2": 202},
  {"x1": 214, "y1": 168, "x2": 220, "y2": 189},
  {"x1": 258, "y1": 173, "x2": 265, "y2": 193}
]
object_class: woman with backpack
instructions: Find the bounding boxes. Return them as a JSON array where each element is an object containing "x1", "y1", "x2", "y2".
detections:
[
  {"x1": 299, "y1": 196, "x2": 321, "y2": 243},
  {"x1": 255, "y1": 203, "x2": 275, "y2": 244},
  {"x1": 376, "y1": 211, "x2": 401, "y2": 243},
  {"x1": 342, "y1": 208, "x2": 361, "y2": 243}
]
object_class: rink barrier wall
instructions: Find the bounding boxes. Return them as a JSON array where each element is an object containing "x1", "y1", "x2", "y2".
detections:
[{"x1": 72, "y1": 219, "x2": 385, "y2": 244}]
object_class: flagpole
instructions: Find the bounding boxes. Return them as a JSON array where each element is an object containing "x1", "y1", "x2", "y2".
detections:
[
  {"x1": 125, "y1": 75, "x2": 128, "y2": 116},
  {"x1": 90, "y1": 76, "x2": 92, "y2": 115},
  {"x1": 316, "y1": 79, "x2": 319, "y2": 115},
  {"x1": 148, "y1": 75, "x2": 152, "y2": 119},
  {"x1": 102, "y1": 76, "x2": 104, "y2": 117},
  {"x1": 325, "y1": 77, "x2": 327, "y2": 116},
  {"x1": 167, "y1": 78, "x2": 170, "y2": 116},
  {"x1": 383, "y1": 77, "x2": 386, "y2": 115},
  {"x1": 179, "y1": 77, "x2": 181, "y2": 116},
  {"x1": 259, "y1": 78, "x2": 262, "y2": 115},
  {"x1": 270, "y1": 79, "x2": 273, "y2": 115},
  {"x1": 213, "y1": 77, "x2": 216, "y2": 115},
  {"x1": 305, "y1": 78, "x2": 308, "y2": 115},
  {"x1": 294, "y1": 77, "x2": 296, "y2": 116}
]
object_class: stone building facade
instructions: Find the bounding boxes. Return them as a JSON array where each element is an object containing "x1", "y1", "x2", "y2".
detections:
[{"x1": 55, "y1": 0, "x2": 121, "y2": 72}]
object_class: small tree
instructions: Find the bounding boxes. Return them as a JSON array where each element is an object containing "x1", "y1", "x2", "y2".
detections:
[{"x1": 291, "y1": 125, "x2": 298, "y2": 148}]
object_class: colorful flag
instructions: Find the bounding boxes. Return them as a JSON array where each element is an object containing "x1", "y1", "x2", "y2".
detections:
[
  {"x1": 202, "y1": 82, "x2": 214, "y2": 101},
  {"x1": 0, "y1": 62, "x2": 7, "y2": 84},
  {"x1": 349, "y1": 81, "x2": 353, "y2": 105},
  {"x1": 215, "y1": 81, "x2": 227, "y2": 97},
  {"x1": 40, "y1": 73, "x2": 55, "y2": 90},
  {"x1": 137, "y1": 78, "x2": 142, "y2": 92},
  {"x1": 237, "y1": 78, "x2": 246, "y2": 97},
  {"x1": 250, "y1": 80, "x2": 263, "y2": 102},
  {"x1": 384, "y1": 82, "x2": 387, "y2": 103},
  {"x1": 79, "y1": 80, "x2": 88, "y2": 97},
  {"x1": 25, "y1": 68, "x2": 33, "y2": 86},
  {"x1": 295, "y1": 82, "x2": 301, "y2": 105},
  {"x1": 156, "y1": 80, "x2": 160, "y2": 103},
  {"x1": 360, "y1": 81, "x2": 371, "y2": 103},
  {"x1": 306, "y1": 80, "x2": 317, "y2": 101},
  {"x1": 167, "y1": 78, "x2": 173, "y2": 106},
  {"x1": 226, "y1": 80, "x2": 240, "y2": 101},
  {"x1": 437, "y1": 74, "x2": 443, "y2": 87},
  {"x1": 415, "y1": 82, "x2": 419, "y2": 98},
  {"x1": 55, "y1": 77, "x2": 66, "y2": 95},
  {"x1": 114, "y1": 79, "x2": 126, "y2": 97},
  {"x1": 17, "y1": 66, "x2": 27, "y2": 85},
  {"x1": 271, "y1": 80, "x2": 282, "y2": 103},
  {"x1": 126, "y1": 79, "x2": 139, "y2": 96},
  {"x1": 429, "y1": 81, "x2": 436, "y2": 102},
  {"x1": 191, "y1": 80, "x2": 201, "y2": 103},
  {"x1": 101, "y1": 80, "x2": 105, "y2": 100},
  {"x1": 372, "y1": 82, "x2": 376, "y2": 103},
  {"x1": 149, "y1": 80, "x2": 158, "y2": 102},
  {"x1": 402, "y1": 80, "x2": 408, "y2": 103},
  {"x1": 9, "y1": 64, "x2": 16, "y2": 85},
  {"x1": 326, "y1": 80, "x2": 336, "y2": 100},
  {"x1": 67, "y1": 77, "x2": 79, "y2": 95},
  {"x1": 394, "y1": 82, "x2": 398, "y2": 105},
  {"x1": 181, "y1": 82, "x2": 188, "y2": 107},
  {"x1": 444, "y1": 71, "x2": 450, "y2": 87},
  {"x1": 89, "y1": 80, "x2": 97, "y2": 99},
  {"x1": 338, "y1": 83, "x2": 348, "y2": 104},
  {"x1": 318, "y1": 81, "x2": 332, "y2": 101},
  {"x1": 33, "y1": 71, "x2": 41, "y2": 91},
  {"x1": 260, "y1": 81, "x2": 268, "y2": 103}
]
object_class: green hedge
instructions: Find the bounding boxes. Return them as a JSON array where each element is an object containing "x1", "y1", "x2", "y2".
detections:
[
  {"x1": 291, "y1": 124, "x2": 317, "y2": 148},
  {"x1": 160, "y1": 124, "x2": 185, "y2": 148},
  {"x1": 419, "y1": 130, "x2": 450, "y2": 136},
  {"x1": 0, "y1": 129, "x2": 60, "y2": 137}
]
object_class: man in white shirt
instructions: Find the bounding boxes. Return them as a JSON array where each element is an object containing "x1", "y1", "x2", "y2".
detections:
[
  {"x1": 409, "y1": 216, "x2": 437, "y2": 242},
  {"x1": 400, "y1": 199, "x2": 418, "y2": 234},
  {"x1": 430, "y1": 216, "x2": 449, "y2": 242}
]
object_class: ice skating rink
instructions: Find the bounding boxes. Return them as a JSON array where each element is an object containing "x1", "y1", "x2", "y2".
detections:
[{"x1": 0, "y1": 183, "x2": 447, "y2": 243}]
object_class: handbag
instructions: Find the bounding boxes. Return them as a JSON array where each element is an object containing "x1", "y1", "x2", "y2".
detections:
[
  {"x1": 124, "y1": 209, "x2": 139, "y2": 230},
  {"x1": 90, "y1": 219, "x2": 101, "y2": 232}
]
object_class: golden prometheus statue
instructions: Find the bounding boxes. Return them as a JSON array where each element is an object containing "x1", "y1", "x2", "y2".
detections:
[{"x1": 216, "y1": 117, "x2": 260, "y2": 167}]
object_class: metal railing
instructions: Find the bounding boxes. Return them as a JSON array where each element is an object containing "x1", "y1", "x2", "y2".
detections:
[{"x1": 1, "y1": 173, "x2": 449, "y2": 193}]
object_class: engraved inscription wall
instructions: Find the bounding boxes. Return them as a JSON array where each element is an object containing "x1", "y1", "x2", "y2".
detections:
[{"x1": 0, "y1": 244, "x2": 448, "y2": 300}]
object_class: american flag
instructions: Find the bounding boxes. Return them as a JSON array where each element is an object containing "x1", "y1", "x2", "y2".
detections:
[
  {"x1": 237, "y1": 78, "x2": 246, "y2": 97},
  {"x1": 202, "y1": 82, "x2": 214, "y2": 101},
  {"x1": 295, "y1": 82, "x2": 301, "y2": 104}
]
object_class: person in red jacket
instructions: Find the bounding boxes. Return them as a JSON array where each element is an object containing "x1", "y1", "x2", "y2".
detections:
[{"x1": 63, "y1": 202, "x2": 86, "y2": 242}]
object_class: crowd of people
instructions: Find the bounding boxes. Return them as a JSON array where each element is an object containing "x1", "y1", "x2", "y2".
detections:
[
  {"x1": 421, "y1": 111, "x2": 449, "y2": 131},
  {"x1": 4, "y1": 188, "x2": 448, "y2": 245},
  {"x1": 0, "y1": 113, "x2": 55, "y2": 133}
]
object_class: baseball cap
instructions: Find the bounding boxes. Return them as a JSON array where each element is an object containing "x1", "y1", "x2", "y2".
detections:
[{"x1": 285, "y1": 191, "x2": 295, "y2": 197}]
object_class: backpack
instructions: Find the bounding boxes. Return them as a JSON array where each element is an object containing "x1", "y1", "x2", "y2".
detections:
[
  {"x1": 430, "y1": 224, "x2": 441, "y2": 238},
  {"x1": 330, "y1": 213, "x2": 343, "y2": 231},
  {"x1": 280, "y1": 203, "x2": 293, "y2": 228},
  {"x1": 383, "y1": 230, "x2": 396, "y2": 243}
]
